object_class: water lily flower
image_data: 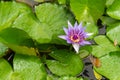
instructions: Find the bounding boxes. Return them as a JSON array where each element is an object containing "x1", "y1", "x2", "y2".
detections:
[{"x1": 58, "y1": 21, "x2": 92, "y2": 53}]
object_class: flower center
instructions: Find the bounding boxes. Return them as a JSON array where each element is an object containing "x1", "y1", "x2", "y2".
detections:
[{"x1": 70, "y1": 34, "x2": 80, "y2": 43}]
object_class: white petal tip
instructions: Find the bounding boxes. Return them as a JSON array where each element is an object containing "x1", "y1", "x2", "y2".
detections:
[
  {"x1": 72, "y1": 43, "x2": 80, "y2": 53},
  {"x1": 87, "y1": 33, "x2": 93, "y2": 36},
  {"x1": 58, "y1": 35, "x2": 66, "y2": 40}
]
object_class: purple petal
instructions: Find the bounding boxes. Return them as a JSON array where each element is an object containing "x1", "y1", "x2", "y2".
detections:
[
  {"x1": 67, "y1": 39, "x2": 72, "y2": 43},
  {"x1": 74, "y1": 21, "x2": 78, "y2": 29},
  {"x1": 68, "y1": 21, "x2": 73, "y2": 31},
  {"x1": 72, "y1": 43, "x2": 80, "y2": 53},
  {"x1": 80, "y1": 41, "x2": 91, "y2": 45},
  {"x1": 58, "y1": 35, "x2": 67, "y2": 40},
  {"x1": 78, "y1": 22, "x2": 83, "y2": 29},
  {"x1": 63, "y1": 27, "x2": 68, "y2": 35}
]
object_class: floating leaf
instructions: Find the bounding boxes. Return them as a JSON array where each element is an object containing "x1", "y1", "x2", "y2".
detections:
[
  {"x1": 84, "y1": 22, "x2": 98, "y2": 39},
  {"x1": 0, "y1": 1, "x2": 31, "y2": 31},
  {"x1": 11, "y1": 54, "x2": 47, "y2": 80},
  {"x1": 70, "y1": 0, "x2": 106, "y2": 23},
  {"x1": 94, "y1": 51, "x2": 120, "y2": 80},
  {"x1": 0, "y1": 28, "x2": 36, "y2": 56},
  {"x1": 107, "y1": 22, "x2": 120, "y2": 45},
  {"x1": 0, "y1": 58, "x2": 13, "y2": 80},
  {"x1": 107, "y1": 0, "x2": 120, "y2": 20},
  {"x1": 79, "y1": 45, "x2": 92, "y2": 58},
  {"x1": 46, "y1": 50, "x2": 83, "y2": 76},
  {"x1": 100, "y1": 16, "x2": 119, "y2": 26},
  {"x1": 92, "y1": 35, "x2": 119, "y2": 57},
  {"x1": 35, "y1": 3, "x2": 75, "y2": 44}
]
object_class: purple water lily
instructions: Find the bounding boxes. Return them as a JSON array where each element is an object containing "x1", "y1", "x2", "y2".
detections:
[{"x1": 58, "y1": 21, "x2": 92, "y2": 53}]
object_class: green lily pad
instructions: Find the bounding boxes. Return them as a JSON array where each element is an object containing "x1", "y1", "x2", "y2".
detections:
[
  {"x1": 0, "y1": 1, "x2": 31, "y2": 31},
  {"x1": 100, "y1": 16, "x2": 119, "y2": 26},
  {"x1": 92, "y1": 35, "x2": 119, "y2": 57},
  {"x1": 94, "y1": 51, "x2": 120, "y2": 80},
  {"x1": 12, "y1": 12, "x2": 52, "y2": 43},
  {"x1": 11, "y1": 54, "x2": 47, "y2": 80},
  {"x1": 107, "y1": 22, "x2": 120, "y2": 45},
  {"x1": 0, "y1": 58, "x2": 13, "y2": 80},
  {"x1": 70, "y1": 0, "x2": 106, "y2": 23},
  {"x1": 0, "y1": 42, "x2": 8, "y2": 57},
  {"x1": 0, "y1": 28, "x2": 36, "y2": 56},
  {"x1": 84, "y1": 22, "x2": 98, "y2": 39},
  {"x1": 46, "y1": 50, "x2": 84, "y2": 76},
  {"x1": 0, "y1": 1, "x2": 51, "y2": 44},
  {"x1": 79, "y1": 45, "x2": 92, "y2": 58},
  {"x1": 107, "y1": 0, "x2": 120, "y2": 20},
  {"x1": 35, "y1": 3, "x2": 75, "y2": 44}
]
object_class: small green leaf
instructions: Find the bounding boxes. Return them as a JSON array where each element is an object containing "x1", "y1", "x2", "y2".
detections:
[
  {"x1": 46, "y1": 50, "x2": 84, "y2": 76},
  {"x1": 0, "y1": 58, "x2": 13, "y2": 80},
  {"x1": 107, "y1": 0, "x2": 120, "y2": 20},
  {"x1": 107, "y1": 22, "x2": 120, "y2": 45},
  {"x1": 70, "y1": 0, "x2": 106, "y2": 23},
  {"x1": 0, "y1": 28, "x2": 36, "y2": 56},
  {"x1": 92, "y1": 35, "x2": 119, "y2": 57},
  {"x1": 11, "y1": 54, "x2": 47, "y2": 80},
  {"x1": 94, "y1": 51, "x2": 120, "y2": 80}
]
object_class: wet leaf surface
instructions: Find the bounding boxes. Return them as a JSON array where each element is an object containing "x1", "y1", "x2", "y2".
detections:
[
  {"x1": 46, "y1": 50, "x2": 84, "y2": 76},
  {"x1": 11, "y1": 54, "x2": 47, "y2": 80},
  {"x1": 70, "y1": 0, "x2": 106, "y2": 23}
]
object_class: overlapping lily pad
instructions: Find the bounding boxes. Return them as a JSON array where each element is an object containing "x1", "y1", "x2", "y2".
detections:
[
  {"x1": 11, "y1": 54, "x2": 47, "y2": 80},
  {"x1": 92, "y1": 35, "x2": 119, "y2": 57},
  {"x1": 46, "y1": 50, "x2": 83, "y2": 76},
  {"x1": 70, "y1": 0, "x2": 106, "y2": 23},
  {"x1": 92, "y1": 35, "x2": 120, "y2": 79},
  {"x1": 0, "y1": 28, "x2": 36, "y2": 56},
  {"x1": 107, "y1": 0, "x2": 120, "y2": 20},
  {"x1": 35, "y1": 3, "x2": 75, "y2": 44},
  {"x1": 0, "y1": 1, "x2": 31, "y2": 31},
  {"x1": 94, "y1": 51, "x2": 120, "y2": 80},
  {"x1": 107, "y1": 22, "x2": 120, "y2": 45}
]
